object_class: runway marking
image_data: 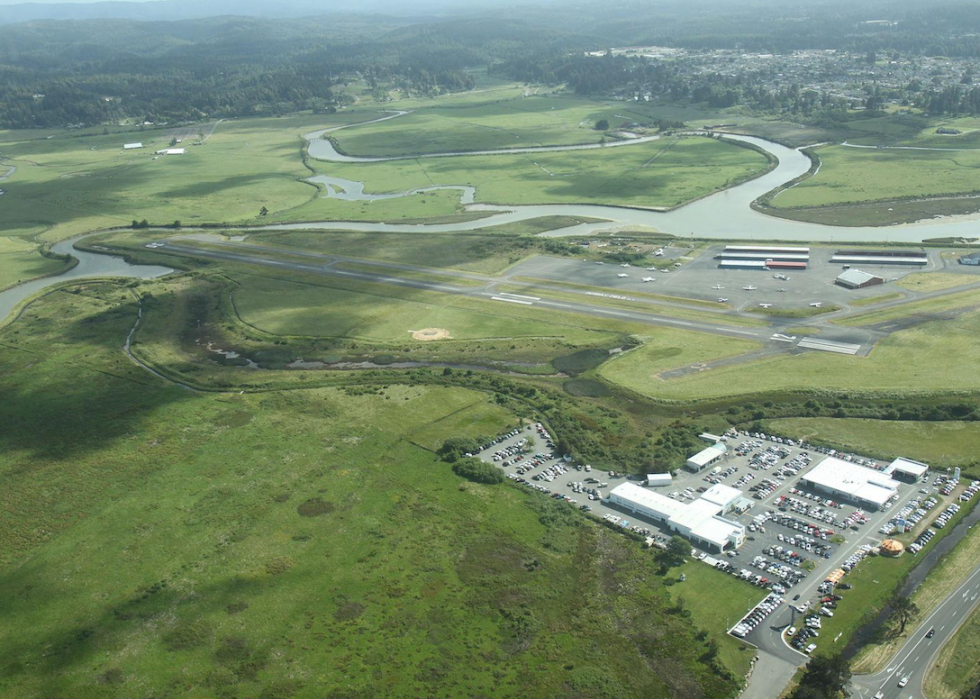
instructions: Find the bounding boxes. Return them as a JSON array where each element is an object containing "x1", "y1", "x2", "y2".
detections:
[
  {"x1": 797, "y1": 338, "x2": 861, "y2": 355},
  {"x1": 498, "y1": 292, "x2": 540, "y2": 301},
  {"x1": 491, "y1": 296, "x2": 533, "y2": 305}
]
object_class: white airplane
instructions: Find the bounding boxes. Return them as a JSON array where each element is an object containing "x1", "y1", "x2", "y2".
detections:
[
  {"x1": 773, "y1": 273, "x2": 789, "y2": 281},
  {"x1": 712, "y1": 284, "x2": 725, "y2": 290},
  {"x1": 743, "y1": 285, "x2": 758, "y2": 291},
  {"x1": 776, "y1": 288, "x2": 787, "y2": 293},
  {"x1": 810, "y1": 302, "x2": 823, "y2": 308},
  {"x1": 759, "y1": 303, "x2": 773, "y2": 309},
  {"x1": 717, "y1": 297, "x2": 729, "y2": 303},
  {"x1": 655, "y1": 249, "x2": 665, "y2": 256},
  {"x1": 621, "y1": 263, "x2": 631, "y2": 268},
  {"x1": 617, "y1": 273, "x2": 629, "y2": 278},
  {"x1": 595, "y1": 261, "x2": 604, "y2": 265},
  {"x1": 642, "y1": 276, "x2": 655, "y2": 282},
  {"x1": 646, "y1": 267, "x2": 657, "y2": 271}
]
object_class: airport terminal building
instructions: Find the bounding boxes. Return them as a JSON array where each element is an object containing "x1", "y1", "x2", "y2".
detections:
[{"x1": 608, "y1": 482, "x2": 746, "y2": 552}]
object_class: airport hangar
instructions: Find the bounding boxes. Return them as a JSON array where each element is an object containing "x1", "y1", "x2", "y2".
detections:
[
  {"x1": 608, "y1": 482, "x2": 747, "y2": 552},
  {"x1": 799, "y1": 457, "x2": 904, "y2": 510}
]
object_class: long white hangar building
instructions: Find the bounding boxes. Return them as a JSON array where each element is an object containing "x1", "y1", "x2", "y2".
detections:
[
  {"x1": 608, "y1": 482, "x2": 746, "y2": 552},
  {"x1": 800, "y1": 456, "x2": 901, "y2": 510}
]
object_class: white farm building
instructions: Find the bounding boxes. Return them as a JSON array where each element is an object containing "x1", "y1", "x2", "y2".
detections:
[
  {"x1": 686, "y1": 443, "x2": 728, "y2": 472},
  {"x1": 800, "y1": 456, "x2": 900, "y2": 510},
  {"x1": 608, "y1": 482, "x2": 746, "y2": 552}
]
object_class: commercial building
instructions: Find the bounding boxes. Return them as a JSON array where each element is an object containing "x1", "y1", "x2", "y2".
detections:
[
  {"x1": 960, "y1": 252, "x2": 980, "y2": 266},
  {"x1": 608, "y1": 482, "x2": 746, "y2": 551},
  {"x1": 686, "y1": 443, "x2": 728, "y2": 472},
  {"x1": 718, "y1": 245, "x2": 810, "y2": 270},
  {"x1": 885, "y1": 457, "x2": 930, "y2": 483},
  {"x1": 800, "y1": 456, "x2": 900, "y2": 510},
  {"x1": 646, "y1": 473, "x2": 673, "y2": 487},
  {"x1": 835, "y1": 269, "x2": 884, "y2": 289}
]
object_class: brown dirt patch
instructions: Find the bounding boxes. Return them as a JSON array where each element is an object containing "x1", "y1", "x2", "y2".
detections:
[{"x1": 410, "y1": 327, "x2": 451, "y2": 341}]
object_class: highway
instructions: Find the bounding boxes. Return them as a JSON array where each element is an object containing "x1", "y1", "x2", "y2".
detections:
[{"x1": 850, "y1": 560, "x2": 980, "y2": 699}]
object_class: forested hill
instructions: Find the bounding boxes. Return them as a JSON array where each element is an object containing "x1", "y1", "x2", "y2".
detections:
[{"x1": 0, "y1": 16, "x2": 579, "y2": 128}]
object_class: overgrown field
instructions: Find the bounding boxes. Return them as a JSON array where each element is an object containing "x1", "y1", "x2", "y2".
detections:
[
  {"x1": 0, "y1": 282, "x2": 745, "y2": 699},
  {"x1": 0, "y1": 235, "x2": 69, "y2": 290},
  {"x1": 762, "y1": 418, "x2": 979, "y2": 467}
]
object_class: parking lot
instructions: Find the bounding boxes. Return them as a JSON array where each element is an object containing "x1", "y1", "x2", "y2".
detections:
[{"x1": 474, "y1": 423, "x2": 937, "y2": 654}]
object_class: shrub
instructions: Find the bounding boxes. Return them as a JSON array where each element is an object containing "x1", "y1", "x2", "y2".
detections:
[{"x1": 452, "y1": 457, "x2": 505, "y2": 485}]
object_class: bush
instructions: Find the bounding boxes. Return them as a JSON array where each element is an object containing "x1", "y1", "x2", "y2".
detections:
[
  {"x1": 438, "y1": 436, "x2": 481, "y2": 463},
  {"x1": 452, "y1": 457, "x2": 505, "y2": 485}
]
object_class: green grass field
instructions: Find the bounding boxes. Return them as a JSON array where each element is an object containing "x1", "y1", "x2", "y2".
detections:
[
  {"x1": 762, "y1": 418, "x2": 979, "y2": 467},
  {"x1": 601, "y1": 307, "x2": 980, "y2": 401},
  {"x1": 895, "y1": 272, "x2": 979, "y2": 292},
  {"x1": 771, "y1": 145, "x2": 980, "y2": 209},
  {"x1": 834, "y1": 287, "x2": 980, "y2": 326},
  {"x1": 0, "y1": 281, "x2": 742, "y2": 699},
  {"x1": 331, "y1": 96, "x2": 622, "y2": 156},
  {"x1": 302, "y1": 135, "x2": 770, "y2": 211},
  {"x1": 0, "y1": 111, "x2": 380, "y2": 242},
  {"x1": 231, "y1": 271, "x2": 616, "y2": 344},
  {"x1": 0, "y1": 236, "x2": 69, "y2": 290}
]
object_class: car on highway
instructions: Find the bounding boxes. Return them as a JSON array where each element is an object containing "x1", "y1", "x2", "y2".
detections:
[
  {"x1": 898, "y1": 676, "x2": 909, "y2": 688},
  {"x1": 926, "y1": 628, "x2": 935, "y2": 638}
]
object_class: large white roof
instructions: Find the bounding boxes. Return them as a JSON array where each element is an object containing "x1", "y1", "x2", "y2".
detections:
[
  {"x1": 886, "y1": 457, "x2": 930, "y2": 477},
  {"x1": 701, "y1": 483, "x2": 742, "y2": 508},
  {"x1": 687, "y1": 444, "x2": 727, "y2": 467},
  {"x1": 609, "y1": 483, "x2": 687, "y2": 519},
  {"x1": 692, "y1": 517, "x2": 744, "y2": 548},
  {"x1": 803, "y1": 456, "x2": 899, "y2": 506},
  {"x1": 669, "y1": 498, "x2": 723, "y2": 531}
]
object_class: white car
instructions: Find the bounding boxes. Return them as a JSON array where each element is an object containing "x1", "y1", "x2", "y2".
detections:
[{"x1": 898, "y1": 676, "x2": 909, "y2": 688}]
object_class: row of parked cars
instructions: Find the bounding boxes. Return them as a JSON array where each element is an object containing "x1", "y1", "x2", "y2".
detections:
[
  {"x1": 750, "y1": 478, "x2": 781, "y2": 501},
  {"x1": 933, "y1": 502, "x2": 961, "y2": 528},
  {"x1": 730, "y1": 594, "x2": 783, "y2": 638},
  {"x1": 880, "y1": 496, "x2": 937, "y2": 535},
  {"x1": 776, "y1": 494, "x2": 840, "y2": 524},
  {"x1": 769, "y1": 511, "x2": 836, "y2": 541},
  {"x1": 750, "y1": 556, "x2": 807, "y2": 587},
  {"x1": 961, "y1": 480, "x2": 979, "y2": 502}
]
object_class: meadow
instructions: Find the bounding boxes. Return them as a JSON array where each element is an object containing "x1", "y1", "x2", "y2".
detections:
[
  {"x1": 298, "y1": 134, "x2": 770, "y2": 212},
  {"x1": 0, "y1": 235, "x2": 70, "y2": 290},
  {"x1": 0, "y1": 280, "x2": 744, "y2": 699},
  {"x1": 833, "y1": 287, "x2": 980, "y2": 326},
  {"x1": 771, "y1": 145, "x2": 980, "y2": 210},
  {"x1": 600, "y1": 307, "x2": 980, "y2": 401},
  {"x1": 761, "y1": 418, "x2": 978, "y2": 467}
]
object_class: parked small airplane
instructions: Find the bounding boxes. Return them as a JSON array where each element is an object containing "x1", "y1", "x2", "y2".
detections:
[
  {"x1": 773, "y1": 273, "x2": 789, "y2": 281},
  {"x1": 617, "y1": 273, "x2": 629, "y2": 278},
  {"x1": 743, "y1": 285, "x2": 758, "y2": 291},
  {"x1": 642, "y1": 277, "x2": 655, "y2": 282},
  {"x1": 712, "y1": 284, "x2": 725, "y2": 290},
  {"x1": 621, "y1": 263, "x2": 631, "y2": 267},
  {"x1": 759, "y1": 303, "x2": 773, "y2": 309},
  {"x1": 655, "y1": 249, "x2": 665, "y2": 256},
  {"x1": 810, "y1": 302, "x2": 823, "y2": 308},
  {"x1": 776, "y1": 288, "x2": 786, "y2": 292},
  {"x1": 646, "y1": 267, "x2": 657, "y2": 271},
  {"x1": 717, "y1": 297, "x2": 729, "y2": 303}
]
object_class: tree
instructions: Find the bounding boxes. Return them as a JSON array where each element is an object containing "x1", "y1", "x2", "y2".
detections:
[
  {"x1": 452, "y1": 457, "x2": 505, "y2": 485},
  {"x1": 594, "y1": 118, "x2": 609, "y2": 131},
  {"x1": 891, "y1": 595, "x2": 919, "y2": 635},
  {"x1": 789, "y1": 654, "x2": 851, "y2": 699},
  {"x1": 171, "y1": 220, "x2": 181, "y2": 229},
  {"x1": 665, "y1": 536, "x2": 689, "y2": 567},
  {"x1": 169, "y1": 136, "x2": 178, "y2": 147},
  {"x1": 259, "y1": 206, "x2": 269, "y2": 216},
  {"x1": 438, "y1": 437, "x2": 481, "y2": 463}
]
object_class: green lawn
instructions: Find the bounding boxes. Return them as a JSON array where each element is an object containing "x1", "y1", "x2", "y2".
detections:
[
  {"x1": 762, "y1": 418, "x2": 979, "y2": 468},
  {"x1": 0, "y1": 282, "x2": 741, "y2": 699},
  {"x1": 895, "y1": 272, "x2": 979, "y2": 292},
  {"x1": 601, "y1": 307, "x2": 980, "y2": 400},
  {"x1": 771, "y1": 145, "x2": 980, "y2": 209},
  {"x1": 304, "y1": 135, "x2": 770, "y2": 211}
]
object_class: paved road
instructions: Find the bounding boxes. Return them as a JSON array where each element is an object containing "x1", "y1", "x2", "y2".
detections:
[{"x1": 849, "y1": 560, "x2": 980, "y2": 699}]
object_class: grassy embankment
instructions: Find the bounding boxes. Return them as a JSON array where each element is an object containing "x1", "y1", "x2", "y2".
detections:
[
  {"x1": 0, "y1": 281, "x2": 752, "y2": 699},
  {"x1": 0, "y1": 235, "x2": 71, "y2": 290}
]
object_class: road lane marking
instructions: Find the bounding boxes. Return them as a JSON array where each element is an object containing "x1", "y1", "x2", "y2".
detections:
[{"x1": 491, "y1": 296, "x2": 533, "y2": 305}]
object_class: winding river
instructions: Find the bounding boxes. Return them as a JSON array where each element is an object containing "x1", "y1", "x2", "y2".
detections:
[
  {"x1": 2, "y1": 110, "x2": 979, "y2": 324},
  {"x1": 290, "y1": 112, "x2": 980, "y2": 243},
  {"x1": 0, "y1": 235, "x2": 172, "y2": 323}
]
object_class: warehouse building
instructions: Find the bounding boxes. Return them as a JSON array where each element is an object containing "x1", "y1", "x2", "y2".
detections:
[
  {"x1": 885, "y1": 457, "x2": 930, "y2": 483},
  {"x1": 123, "y1": 142, "x2": 144, "y2": 150},
  {"x1": 960, "y1": 252, "x2": 980, "y2": 266},
  {"x1": 718, "y1": 245, "x2": 810, "y2": 270},
  {"x1": 800, "y1": 457, "x2": 900, "y2": 510},
  {"x1": 835, "y1": 269, "x2": 884, "y2": 289},
  {"x1": 608, "y1": 482, "x2": 746, "y2": 551},
  {"x1": 719, "y1": 259, "x2": 767, "y2": 270},
  {"x1": 646, "y1": 473, "x2": 673, "y2": 487},
  {"x1": 686, "y1": 443, "x2": 728, "y2": 472}
]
